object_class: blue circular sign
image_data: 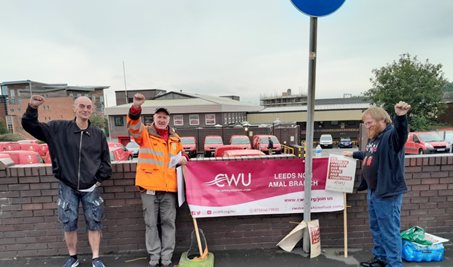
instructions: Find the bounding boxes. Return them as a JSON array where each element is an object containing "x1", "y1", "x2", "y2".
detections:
[{"x1": 290, "y1": 0, "x2": 346, "y2": 17}]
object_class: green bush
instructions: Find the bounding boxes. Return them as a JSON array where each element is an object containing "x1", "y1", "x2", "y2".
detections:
[{"x1": 0, "y1": 133, "x2": 29, "y2": 142}]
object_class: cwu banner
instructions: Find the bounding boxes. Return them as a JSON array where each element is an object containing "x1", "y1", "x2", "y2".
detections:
[{"x1": 184, "y1": 158, "x2": 344, "y2": 218}]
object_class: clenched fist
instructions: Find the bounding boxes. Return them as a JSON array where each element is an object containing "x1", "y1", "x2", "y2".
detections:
[
  {"x1": 133, "y1": 93, "x2": 145, "y2": 109},
  {"x1": 29, "y1": 95, "x2": 45, "y2": 109},
  {"x1": 394, "y1": 101, "x2": 411, "y2": 116}
]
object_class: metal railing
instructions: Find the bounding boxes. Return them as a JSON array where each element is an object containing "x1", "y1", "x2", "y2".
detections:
[{"x1": 281, "y1": 144, "x2": 294, "y2": 155}]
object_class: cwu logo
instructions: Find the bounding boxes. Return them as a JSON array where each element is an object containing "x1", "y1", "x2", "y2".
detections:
[{"x1": 206, "y1": 173, "x2": 252, "y2": 187}]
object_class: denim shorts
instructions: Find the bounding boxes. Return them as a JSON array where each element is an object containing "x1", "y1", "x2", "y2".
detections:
[{"x1": 57, "y1": 181, "x2": 105, "y2": 232}]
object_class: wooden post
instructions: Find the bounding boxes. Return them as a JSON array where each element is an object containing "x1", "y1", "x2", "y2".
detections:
[
  {"x1": 343, "y1": 192, "x2": 348, "y2": 258},
  {"x1": 193, "y1": 217, "x2": 203, "y2": 256}
]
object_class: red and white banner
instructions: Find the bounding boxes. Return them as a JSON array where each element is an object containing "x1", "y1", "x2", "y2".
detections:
[{"x1": 184, "y1": 158, "x2": 344, "y2": 218}]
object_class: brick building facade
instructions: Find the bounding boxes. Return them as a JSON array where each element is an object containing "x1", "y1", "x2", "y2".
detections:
[{"x1": 0, "y1": 80, "x2": 108, "y2": 139}]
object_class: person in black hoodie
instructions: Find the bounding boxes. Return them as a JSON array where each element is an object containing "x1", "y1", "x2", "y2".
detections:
[
  {"x1": 22, "y1": 95, "x2": 112, "y2": 267},
  {"x1": 343, "y1": 101, "x2": 410, "y2": 267}
]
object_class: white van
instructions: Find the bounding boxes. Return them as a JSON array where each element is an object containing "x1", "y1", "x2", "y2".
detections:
[{"x1": 320, "y1": 134, "x2": 333, "y2": 148}]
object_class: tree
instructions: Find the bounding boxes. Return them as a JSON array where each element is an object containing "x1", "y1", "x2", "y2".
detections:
[
  {"x1": 90, "y1": 113, "x2": 109, "y2": 136},
  {"x1": 443, "y1": 81, "x2": 453, "y2": 98},
  {"x1": 0, "y1": 119, "x2": 8, "y2": 134},
  {"x1": 364, "y1": 53, "x2": 448, "y2": 131}
]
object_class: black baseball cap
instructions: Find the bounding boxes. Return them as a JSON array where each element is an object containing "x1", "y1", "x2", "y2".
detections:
[{"x1": 155, "y1": 107, "x2": 170, "y2": 115}]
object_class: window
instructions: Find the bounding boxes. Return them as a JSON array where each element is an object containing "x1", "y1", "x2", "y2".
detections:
[
  {"x1": 43, "y1": 106, "x2": 46, "y2": 110},
  {"x1": 173, "y1": 115, "x2": 183, "y2": 126},
  {"x1": 224, "y1": 117, "x2": 227, "y2": 125},
  {"x1": 77, "y1": 94, "x2": 81, "y2": 97},
  {"x1": 189, "y1": 115, "x2": 199, "y2": 125},
  {"x1": 1, "y1": 85, "x2": 8, "y2": 96},
  {"x1": 69, "y1": 93, "x2": 74, "y2": 97},
  {"x1": 205, "y1": 114, "x2": 215, "y2": 125},
  {"x1": 331, "y1": 121, "x2": 339, "y2": 126},
  {"x1": 49, "y1": 117, "x2": 51, "y2": 121},
  {"x1": 47, "y1": 106, "x2": 49, "y2": 110},
  {"x1": 45, "y1": 117, "x2": 47, "y2": 121},
  {"x1": 17, "y1": 108, "x2": 22, "y2": 113},
  {"x1": 114, "y1": 116, "x2": 124, "y2": 126},
  {"x1": 10, "y1": 108, "x2": 14, "y2": 112}
]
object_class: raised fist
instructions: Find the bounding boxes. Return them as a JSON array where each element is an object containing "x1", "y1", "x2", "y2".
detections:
[
  {"x1": 133, "y1": 93, "x2": 146, "y2": 109},
  {"x1": 29, "y1": 95, "x2": 45, "y2": 109},
  {"x1": 394, "y1": 101, "x2": 411, "y2": 116}
]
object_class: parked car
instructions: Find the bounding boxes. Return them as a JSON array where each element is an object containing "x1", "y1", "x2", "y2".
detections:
[
  {"x1": 125, "y1": 141, "x2": 140, "y2": 157},
  {"x1": 222, "y1": 149, "x2": 266, "y2": 157},
  {"x1": 319, "y1": 134, "x2": 333, "y2": 148},
  {"x1": 109, "y1": 146, "x2": 133, "y2": 161},
  {"x1": 229, "y1": 135, "x2": 251, "y2": 149},
  {"x1": 19, "y1": 142, "x2": 41, "y2": 153},
  {"x1": 38, "y1": 144, "x2": 48, "y2": 158},
  {"x1": 180, "y1": 137, "x2": 197, "y2": 158},
  {"x1": 45, "y1": 151, "x2": 52, "y2": 164},
  {"x1": 204, "y1": 135, "x2": 223, "y2": 157},
  {"x1": 0, "y1": 142, "x2": 21, "y2": 151},
  {"x1": 108, "y1": 142, "x2": 133, "y2": 160},
  {"x1": 214, "y1": 145, "x2": 248, "y2": 157},
  {"x1": 436, "y1": 129, "x2": 453, "y2": 153},
  {"x1": 339, "y1": 137, "x2": 352, "y2": 148},
  {"x1": 404, "y1": 132, "x2": 449, "y2": 155},
  {"x1": 0, "y1": 151, "x2": 44, "y2": 165},
  {"x1": 17, "y1": 140, "x2": 39, "y2": 144},
  {"x1": 251, "y1": 135, "x2": 282, "y2": 154}
]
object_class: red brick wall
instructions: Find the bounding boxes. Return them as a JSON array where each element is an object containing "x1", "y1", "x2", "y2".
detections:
[{"x1": 0, "y1": 154, "x2": 452, "y2": 258}]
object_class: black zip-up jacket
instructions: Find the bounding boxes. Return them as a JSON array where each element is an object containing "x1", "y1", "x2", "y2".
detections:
[
  {"x1": 352, "y1": 115, "x2": 408, "y2": 198},
  {"x1": 22, "y1": 105, "x2": 112, "y2": 190}
]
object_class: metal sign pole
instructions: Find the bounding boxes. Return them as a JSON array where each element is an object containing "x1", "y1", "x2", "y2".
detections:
[{"x1": 303, "y1": 16, "x2": 317, "y2": 254}]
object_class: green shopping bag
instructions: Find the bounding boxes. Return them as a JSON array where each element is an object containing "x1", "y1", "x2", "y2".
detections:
[{"x1": 400, "y1": 226, "x2": 433, "y2": 245}]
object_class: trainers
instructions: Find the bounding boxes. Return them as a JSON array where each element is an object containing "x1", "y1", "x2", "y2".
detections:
[
  {"x1": 148, "y1": 260, "x2": 160, "y2": 267},
  {"x1": 92, "y1": 258, "x2": 106, "y2": 267},
  {"x1": 63, "y1": 257, "x2": 79, "y2": 267},
  {"x1": 360, "y1": 257, "x2": 387, "y2": 267}
]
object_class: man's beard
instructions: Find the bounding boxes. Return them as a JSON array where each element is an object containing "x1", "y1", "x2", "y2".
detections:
[{"x1": 367, "y1": 125, "x2": 384, "y2": 140}]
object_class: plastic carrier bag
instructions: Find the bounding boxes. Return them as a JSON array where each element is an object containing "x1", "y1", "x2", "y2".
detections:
[{"x1": 400, "y1": 226, "x2": 433, "y2": 246}]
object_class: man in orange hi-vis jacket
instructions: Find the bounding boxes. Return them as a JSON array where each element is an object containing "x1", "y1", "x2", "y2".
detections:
[{"x1": 127, "y1": 93, "x2": 188, "y2": 267}]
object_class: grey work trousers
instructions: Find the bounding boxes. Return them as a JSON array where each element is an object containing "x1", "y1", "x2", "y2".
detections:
[{"x1": 141, "y1": 191, "x2": 177, "y2": 262}]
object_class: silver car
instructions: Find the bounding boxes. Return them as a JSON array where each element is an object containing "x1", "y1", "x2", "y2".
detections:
[
  {"x1": 125, "y1": 141, "x2": 139, "y2": 157},
  {"x1": 319, "y1": 134, "x2": 333, "y2": 148}
]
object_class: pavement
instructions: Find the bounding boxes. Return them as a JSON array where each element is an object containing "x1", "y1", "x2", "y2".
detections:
[{"x1": 1, "y1": 247, "x2": 452, "y2": 267}]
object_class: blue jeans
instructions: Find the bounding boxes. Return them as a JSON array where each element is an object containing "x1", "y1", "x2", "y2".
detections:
[
  {"x1": 367, "y1": 190, "x2": 403, "y2": 267},
  {"x1": 57, "y1": 181, "x2": 105, "y2": 232}
]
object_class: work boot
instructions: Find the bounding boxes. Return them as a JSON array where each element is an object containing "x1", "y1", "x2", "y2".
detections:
[{"x1": 360, "y1": 257, "x2": 387, "y2": 267}]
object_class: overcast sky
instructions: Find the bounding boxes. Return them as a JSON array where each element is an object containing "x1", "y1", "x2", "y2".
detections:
[{"x1": 1, "y1": 0, "x2": 452, "y2": 106}]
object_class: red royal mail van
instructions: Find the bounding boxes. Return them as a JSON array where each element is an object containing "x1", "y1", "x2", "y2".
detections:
[
  {"x1": 203, "y1": 135, "x2": 223, "y2": 157},
  {"x1": 180, "y1": 136, "x2": 197, "y2": 158},
  {"x1": 404, "y1": 132, "x2": 449, "y2": 155},
  {"x1": 0, "y1": 151, "x2": 44, "y2": 165},
  {"x1": 252, "y1": 135, "x2": 282, "y2": 154}
]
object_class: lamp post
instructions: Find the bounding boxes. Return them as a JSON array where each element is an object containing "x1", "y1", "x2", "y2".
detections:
[{"x1": 27, "y1": 80, "x2": 32, "y2": 96}]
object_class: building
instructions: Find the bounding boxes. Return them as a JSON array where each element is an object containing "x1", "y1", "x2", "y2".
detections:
[
  {"x1": 115, "y1": 89, "x2": 166, "y2": 106},
  {"x1": 249, "y1": 96, "x2": 371, "y2": 141},
  {"x1": 260, "y1": 89, "x2": 308, "y2": 107},
  {"x1": 105, "y1": 91, "x2": 263, "y2": 144},
  {"x1": 0, "y1": 80, "x2": 109, "y2": 138}
]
